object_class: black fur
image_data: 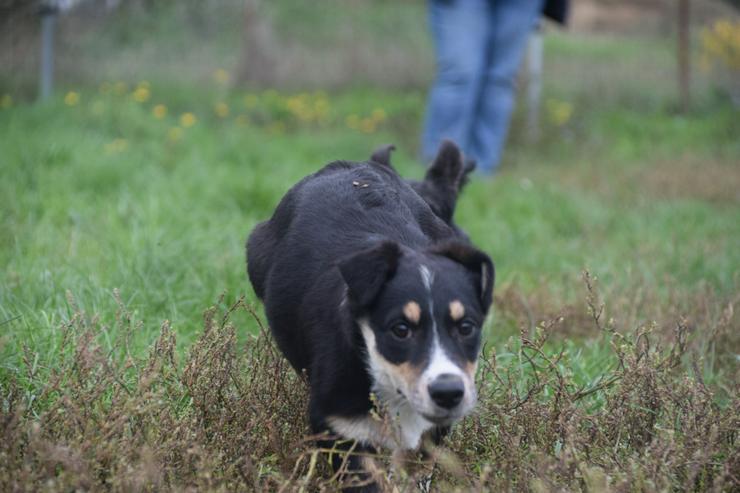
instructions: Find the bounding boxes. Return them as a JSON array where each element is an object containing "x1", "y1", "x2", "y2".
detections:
[{"x1": 246, "y1": 141, "x2": 493, "y2": 489}]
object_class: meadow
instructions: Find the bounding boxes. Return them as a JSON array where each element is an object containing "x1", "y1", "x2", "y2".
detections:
[{"x1": 1, "y1": 6, "x2": 740, "y2": 490}]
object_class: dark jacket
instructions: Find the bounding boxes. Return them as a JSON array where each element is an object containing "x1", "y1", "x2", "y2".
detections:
[{"x1": 543, "y1": 0, "x2": 569, "y2": 25}]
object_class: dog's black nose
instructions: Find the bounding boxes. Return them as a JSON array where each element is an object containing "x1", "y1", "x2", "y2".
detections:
[{"x1": 428, "y1": 374, "x2": 464, "y2": 409}]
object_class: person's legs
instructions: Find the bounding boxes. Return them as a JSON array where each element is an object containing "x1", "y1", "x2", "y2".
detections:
[
  {"x1": 469, "y1": 0, "x2": 543, "y2": 174},
  {"x1": 421, "y1": 0, "x2": 491, "y2": 163}
]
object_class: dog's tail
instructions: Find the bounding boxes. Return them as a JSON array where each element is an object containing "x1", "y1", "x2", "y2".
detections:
[
  {"x1": 411, "y1": 140, "x2": 474, "y2": 225},
  {"x1": 424, "y1": 140, "x2": 472, "y2": 193}
]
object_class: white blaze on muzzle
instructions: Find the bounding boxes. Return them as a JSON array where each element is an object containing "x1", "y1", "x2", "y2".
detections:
[
  {"x1": 417, "y1": 264, "x2": 477, "y2": 419},
  {"x1": 418, "y1": 309, "x2": 477, "y2": 421}
]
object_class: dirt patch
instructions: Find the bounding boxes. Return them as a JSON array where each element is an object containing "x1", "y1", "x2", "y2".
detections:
[
  {"x1": 545, "y1": 154, "x2": 740, "y2": 206},
  {"x1": 494, "y1": 281, "x2": 598, "y2": 339},
  {"x1": 637, "y1": 156, "x2": 740, "y2": 204},
  {"x1": 495, "y1": 273, "x2": 740, "y2": 363}
]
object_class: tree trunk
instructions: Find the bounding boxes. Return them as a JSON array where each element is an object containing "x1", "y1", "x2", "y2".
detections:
[{"x1": 236, "y1": 0, "x2": 278, "y2": 88}]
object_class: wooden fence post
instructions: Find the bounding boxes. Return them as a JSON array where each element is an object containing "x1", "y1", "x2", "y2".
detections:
[
  {"x1": 525, "y1": 23, "x2": 543, "y2": 143},
  {"x1": 678, "y1": 0, "x2": 691, "y2": 112}
]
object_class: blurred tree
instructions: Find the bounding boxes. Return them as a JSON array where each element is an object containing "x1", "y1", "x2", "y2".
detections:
[{"x1": 236, "y1": 0, "x2": 278, "y2": 87}]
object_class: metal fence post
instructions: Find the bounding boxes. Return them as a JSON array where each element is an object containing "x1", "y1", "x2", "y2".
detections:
[{"x1": 39, "y1": 4, "x2": 59, "y2": 101}]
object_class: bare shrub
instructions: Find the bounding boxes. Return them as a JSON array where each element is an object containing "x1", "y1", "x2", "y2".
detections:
[{"x1": 1, "y1": 279, "x2": 738, "y2": 491}]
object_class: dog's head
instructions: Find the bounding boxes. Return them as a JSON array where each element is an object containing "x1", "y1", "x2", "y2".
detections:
[{"x1": 338, "y1": 241, "x2": 494, "y2": 426}]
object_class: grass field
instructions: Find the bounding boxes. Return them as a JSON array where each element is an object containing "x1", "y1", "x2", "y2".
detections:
[{"x1": 1, "y1": 17, "x2": 740, "y2": 491}]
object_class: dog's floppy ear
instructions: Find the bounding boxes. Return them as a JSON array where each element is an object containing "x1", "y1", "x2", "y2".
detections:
[
  {"x1": 370, "y1": 144, "x2": 396, "y2": 167},
  {"x1": 431, "y1": 242, "x2": 494, "y2": 312},
  {"x1": 426, "y1": 140, "x2": 464, "y2": 190},
  {"x1": 338, "y1": 241, "x2": 401, "y2": 308}
]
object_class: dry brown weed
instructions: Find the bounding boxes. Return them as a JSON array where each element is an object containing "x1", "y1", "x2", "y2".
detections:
[{"x1": 1, "y1": 278, "x2": 738, "y2": 492}]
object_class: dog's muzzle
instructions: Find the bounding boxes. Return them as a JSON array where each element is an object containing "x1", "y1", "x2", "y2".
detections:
[{"x1": 427, "y1": 373, "x2": 465, "y2": 409}]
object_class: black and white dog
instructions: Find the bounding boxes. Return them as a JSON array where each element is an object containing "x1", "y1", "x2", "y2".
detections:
[{"x1": 246, "y1": 141, "x2": 493, "y2": 485}]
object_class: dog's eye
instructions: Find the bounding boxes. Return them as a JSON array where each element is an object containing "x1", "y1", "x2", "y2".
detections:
[
  {"x1": 458, "y1": 320, "x2": 477, "y2": 337},
  {"x1": 390, "y1": 323, "x2": 412, "y2": 340}
]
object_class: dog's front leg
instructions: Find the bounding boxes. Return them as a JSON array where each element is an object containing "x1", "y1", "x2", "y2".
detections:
[
  {"x1": 320, "y1": 437, "x2": 383, "y2": 493},
  {"x1": 311, "y1": 404, "x2": 387, "y2": 491},
  {"x1": 429, "y1": 425, "x2": 451, "y2": 446}
]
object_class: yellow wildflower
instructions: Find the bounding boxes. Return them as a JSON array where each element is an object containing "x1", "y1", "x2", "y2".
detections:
[
  {"x1": 359, "y1": 118, "x2": 376, "y2": 134},
  {"x1": 214, "y1": 102, "x2": 230, "y2": 118},
  {"x1": 0, "y1": 94, "x2": 12, "y2": 109},
  {"x1": 235, "y1": 114, "x2": 250, "y2": 126},
  {"x1": 286, "y1": 96, "x2": 304, "y2": 113},
  {"x1": 371, "y1": 108, "x2": 387, "y2": 122},
  {"x1": 99, "y1": 82, "x2": 111, "y2": 94},
  {"x1": 701, "y1": 19, "x2": 740, "y2": 71},
  {"x1": 213, "y1": 68, "x2": 230, "y2": 85},
  {"x1": 179, "y1": 112, "x2": 197, "y2": 128},
  {"x1": 287, "y1": 95, "x2": 315, "y2": 122},
  {"x1": 132, "y1": 86, "x2": 150, "y2": 103},
  {"x1": 64, "y1": 91, "x2": 80, "y2": 106},
  {"x1": 152, "y1": 104, "x2": 167, "y2": 119},
  {"x1": 546, "y1": 99, "x2": 573, "y2": 127}
]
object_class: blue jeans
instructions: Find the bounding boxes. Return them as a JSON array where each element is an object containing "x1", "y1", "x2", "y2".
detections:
[{"x1": 422, "y1": 0, "x2": 543, "y2": 174}]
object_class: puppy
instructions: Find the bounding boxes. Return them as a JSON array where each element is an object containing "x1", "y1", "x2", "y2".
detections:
[{"x1": 246, "y1": 141, "x2": 494, "y2": 488}]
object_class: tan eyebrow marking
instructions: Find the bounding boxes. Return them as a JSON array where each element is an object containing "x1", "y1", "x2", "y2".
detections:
[
  {"x1": 402, "y1": 301, "x2": 421, "y2": 324},
  {"x1": 449, "y1": 300, "x2": 465, "y2": 321}
]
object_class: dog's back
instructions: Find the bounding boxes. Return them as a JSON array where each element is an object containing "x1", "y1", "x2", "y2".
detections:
[{"x1": 247, "y1": 158, "x2": 457, "y2": 372}]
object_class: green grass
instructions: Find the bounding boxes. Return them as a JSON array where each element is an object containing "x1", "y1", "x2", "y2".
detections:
[
  {"x1": 1, "y1": 15, "x2": 739, "y2": 489},
  {"x1": 1, "y1": 76, "x2": 739, "y2": 374}
]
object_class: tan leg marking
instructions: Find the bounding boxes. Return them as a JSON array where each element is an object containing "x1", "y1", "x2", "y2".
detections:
[
  {"x1": 403, "y1": 301, "x2": 421, "y2": 324},
  {"x1": 449, "y1": 300, "x2": 465, "y2": 321}
]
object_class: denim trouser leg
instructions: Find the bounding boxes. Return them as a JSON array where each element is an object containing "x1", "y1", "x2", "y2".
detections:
[
  {"x1": 422, "y1": 0, "x2": 542, "y2": 173},
  {"x1": 471, "y1": 0, "x2": 543, "y2": 173},
  {"x1": 421, "y1": 0, "x2": 490, "y2": 163}
]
